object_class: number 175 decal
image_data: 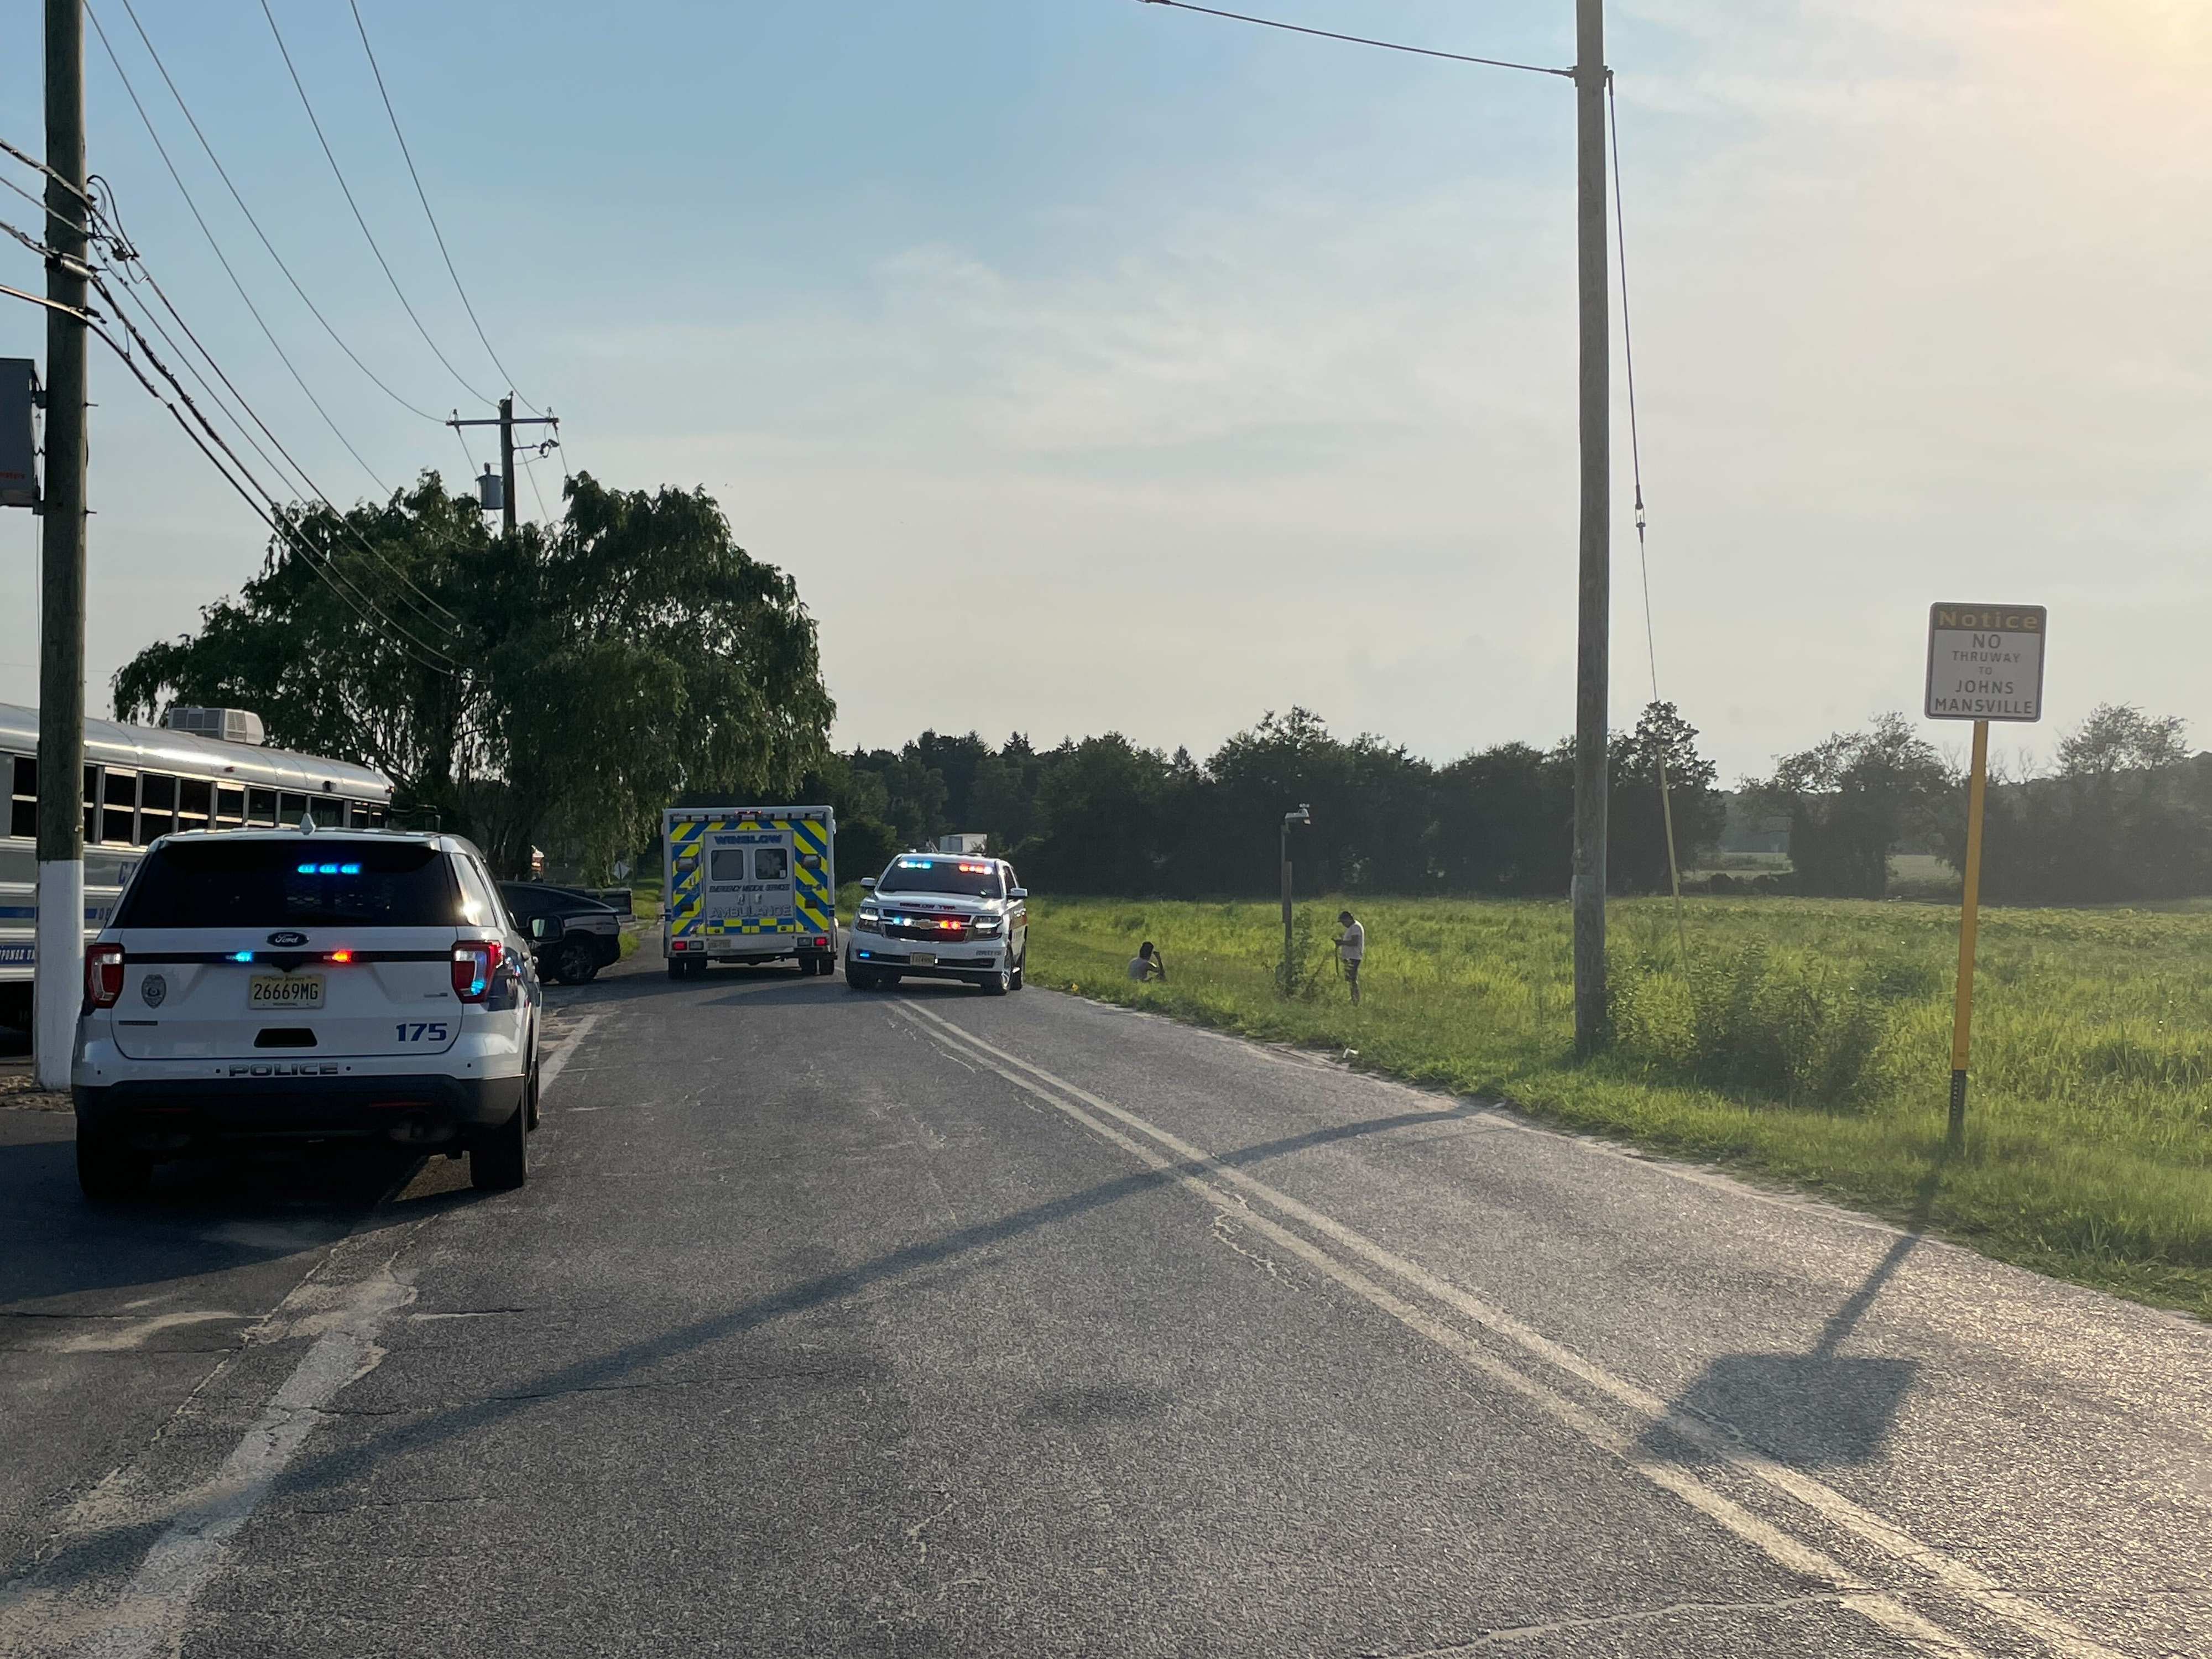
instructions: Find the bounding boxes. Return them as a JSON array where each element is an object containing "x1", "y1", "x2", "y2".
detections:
[{"x1": 394, "y1": 1022, "x2": 450, "y2": 1043}]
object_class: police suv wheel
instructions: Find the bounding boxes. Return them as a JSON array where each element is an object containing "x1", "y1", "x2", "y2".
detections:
[
  {"x1": 471, "y1": 1102, "x2": 528, "y2": 1191},
  {"x1": 1010, "y1": 950, "x2": 1025, "y2": 991},
  {"x1": 983, "y1": 964, "x2": 1011, "y2": 996}
]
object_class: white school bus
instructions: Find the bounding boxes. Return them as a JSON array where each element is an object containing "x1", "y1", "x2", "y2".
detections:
[
  {"x1": 661, "y1": 805, "x2": 838, "y2": 979},
  {"x1": 0, "y1": 702, "x2": 394, "y2": 1029}
]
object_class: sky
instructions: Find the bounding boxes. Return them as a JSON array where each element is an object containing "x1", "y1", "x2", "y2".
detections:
[{"x1": 0, "y1": 0, "x2": 2206, "y2": 784}]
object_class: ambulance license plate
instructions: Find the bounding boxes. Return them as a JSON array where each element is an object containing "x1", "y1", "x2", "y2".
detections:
[
  {"x1": 249, "y1": 974, "x2": 324, "y2": 1010},
  {"x1": 909, "y1": 953, "x2": 936, "y2": 967}
]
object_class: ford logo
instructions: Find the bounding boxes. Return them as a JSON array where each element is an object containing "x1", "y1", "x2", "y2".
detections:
[{"x1": 267, "y1": 930, "x2": 308, "y2": 947}]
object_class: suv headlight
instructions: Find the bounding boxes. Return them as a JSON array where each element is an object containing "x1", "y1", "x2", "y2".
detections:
[
  {"x1": 971, "y1": 915, "x2": 1003, "y2": 937},
  {"x1": 855, "y1": 907, "x2": 882, "y2": 934}
]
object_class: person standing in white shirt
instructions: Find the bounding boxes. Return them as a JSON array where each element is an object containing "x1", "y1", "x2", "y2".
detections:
[{"x1": 1335, "y1": 910, "x2": 1365, "y2": 1005}]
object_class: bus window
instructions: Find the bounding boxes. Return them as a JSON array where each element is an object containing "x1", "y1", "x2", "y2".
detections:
[
  {"x1": 215, "y1": 784, "x2": 245, "y2": 828},
  {"x1": 279, "y1": 792, "x2": 307, "y2": 824},
  {"x1": 138, "y1": 774, "x2": 177, "y2": 843},
  {"x1": 9, "y1": 756, "x2": 31, "y2": 839},
  {"x1": 360, "y1": 805, "x2": 387, "y2": 830},
  {"x1": 246, "y1": 787, "x2": 277, "y2": 826},
  {"x1": 84, "y1": 766, "x2": 96, "y2": 843},
  {"x1": 174, "y1": 776, "x2": 211, "y2": 834},
  {"x1": 102, "y1": 771, "x2": 137, "y2": 846}
]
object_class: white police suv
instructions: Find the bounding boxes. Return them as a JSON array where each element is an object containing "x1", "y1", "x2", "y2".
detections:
[
  {"x1": 72, "y1": 827, "x2": 547, "y2": 1200},
  {"x1": 845, "y1": 854, "x2": 1028, "y2": 994}
]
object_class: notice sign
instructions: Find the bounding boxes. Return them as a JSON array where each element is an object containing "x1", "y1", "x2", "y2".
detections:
[{"x1": 1924, "y1": 603, "x2": 2047, "y2": 723}]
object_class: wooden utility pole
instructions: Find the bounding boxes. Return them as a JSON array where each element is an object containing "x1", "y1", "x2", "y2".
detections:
[
  {"x1": 498, "y1": 394, "x2": 517, "y2": 539},
  {"x1": 450, "y1": 398, "x2": 555, "y2": 536},
  {"x1": 35, "y1": 0, "x2": 88, "y2": 1090},
  {"x1": 1571, "y1": 0, "x2": 1611, "y2": 1056}
]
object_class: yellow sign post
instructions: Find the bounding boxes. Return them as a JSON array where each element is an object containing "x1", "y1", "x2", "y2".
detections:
[{"x1": 1924, "y1": 603, "x2": 2046, "y2": 1149}]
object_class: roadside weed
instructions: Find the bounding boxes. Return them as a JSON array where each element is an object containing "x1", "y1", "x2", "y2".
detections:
[{"x1": 1027, "y1": 894, "x2": 2212, "y2": 1320}]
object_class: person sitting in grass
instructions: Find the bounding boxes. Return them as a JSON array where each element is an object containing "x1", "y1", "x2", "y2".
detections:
[
  {"x1": 1336, "y1": 910, "x2": 1365, "y2": 1005},
  {"x1": 1126, "y1": 940, "x2": 1166, "y2": 984}
]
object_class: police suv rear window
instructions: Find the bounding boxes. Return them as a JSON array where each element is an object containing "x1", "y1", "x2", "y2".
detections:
[{"x1": 116, "y1": 841, "x2": 461, "y2": 929}]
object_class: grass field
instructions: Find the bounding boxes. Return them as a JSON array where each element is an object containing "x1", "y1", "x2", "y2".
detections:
[{"x1": 1024, "y1": 894, "x2": 2212, "y2": 1321}]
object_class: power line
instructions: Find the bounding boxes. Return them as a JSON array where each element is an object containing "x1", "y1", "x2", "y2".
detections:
[
  {"x1": 1606, "y1": 72, "x2": 1689, "y2": 971},
  {"x1": 0, "y1": 134, "x2": 98, "y2": 210},
  {"x1": 1133, "y1": 1, "x2": 1573, "y2": 79},
  {"x1": 87, "y1": 291, "x2": 454, "y2": 670},
  {"x1": 347, "y1": 0, "x2": 538, "y2": 414},
  {"x1": 84, "y1": 3, "x2": 393, "y2": 493},
  {"x1": 3, "y1": 199, "x2": 464, "y2": 659},
  {"x1": 105, "y1": 0, "x2": 445, "y2": 425},
  {"x1": 98, "y1": 252, "x2": 462, "y2": 635},
  {"x1": 86, "y1": 267, "x2": 457, "y2": 667},
  {"x1": 255, "y1": 0, "x2": 497, "y2": 407}
]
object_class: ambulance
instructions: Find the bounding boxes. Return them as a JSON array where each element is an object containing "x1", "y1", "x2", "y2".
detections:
[{"x1": 661, "y1": 806, "x2": 838, "y2": 979}]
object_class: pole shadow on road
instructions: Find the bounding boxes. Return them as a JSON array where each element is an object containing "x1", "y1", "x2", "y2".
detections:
[
  {"x1": 6, "y1": 1097, "x2": 1488, "y2": 1601},
  {"x1": 1640, "y1": 1153, "x2": 1949, "y2": 1469}
]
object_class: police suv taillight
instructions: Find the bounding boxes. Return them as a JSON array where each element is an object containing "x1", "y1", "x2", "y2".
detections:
[
  {"x1": 452, "y1": 942, "x2": 498, "y2": 1002},
  {"x1": 85, "y1": 943, "x2": 126, "y2": 1009}
]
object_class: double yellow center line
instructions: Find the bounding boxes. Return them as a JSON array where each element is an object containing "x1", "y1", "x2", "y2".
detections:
[{"x1": 895, "y1": 1001, "x2": 2124, "y2": 1659}]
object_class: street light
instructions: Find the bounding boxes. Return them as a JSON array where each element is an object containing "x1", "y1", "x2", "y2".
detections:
[{"x1": 1281, "y1": 804, "x2": 1311, "y2": 995}]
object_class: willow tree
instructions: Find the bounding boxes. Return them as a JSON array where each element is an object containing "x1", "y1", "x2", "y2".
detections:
[{"x1": 113, "y1": 472, "x2": 833, "y2": 878}]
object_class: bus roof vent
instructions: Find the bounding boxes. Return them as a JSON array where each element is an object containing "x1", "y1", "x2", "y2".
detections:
[{"x1": 163, "y1": 706, "x2": 267, "y2": 747}]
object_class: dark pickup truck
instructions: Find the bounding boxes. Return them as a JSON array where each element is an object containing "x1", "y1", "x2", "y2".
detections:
[{"x1": 500, "y1": 883, "x2": 624, "y2": 984}]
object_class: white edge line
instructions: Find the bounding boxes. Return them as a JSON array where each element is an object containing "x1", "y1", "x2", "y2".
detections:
[
  {"x1": 537, "y1": 1013, "x2": 599, "y2": 1098},
  {"x1": 901, "y1": 1002, "x2": 2134, "y2": 1659},
  {"x1": 70, "y1": 1266, "x2": 414, "y2": 1659}
]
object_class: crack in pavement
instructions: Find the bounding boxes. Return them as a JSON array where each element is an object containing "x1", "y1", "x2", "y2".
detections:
[{"x1": 1354, "y1": 1592, "x2": 1866, "y2": 1655}]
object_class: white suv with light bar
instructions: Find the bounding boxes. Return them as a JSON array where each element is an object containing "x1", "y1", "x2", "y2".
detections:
[
  {"x1": 71, "y1": 828, "x2": 546, "y2": 1200},
  {"x1": 846, "y1": 854, "x2": 1028, "y2": 994}
]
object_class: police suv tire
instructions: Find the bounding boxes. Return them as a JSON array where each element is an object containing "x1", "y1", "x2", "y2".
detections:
[
  {"x1": 77, "y1": 1131, "x2": 152, "y2": 1203},
  {"x1": 1011, "y1": 950, "x2": 1025, "y2": 991},
  {"x1": 982, "y1": 964, "x2": 1011, "y2": 996},
  {"x1": 845, "y1": 966, "x2": 873, "y2": 991},
  {"x1": 554, "y1": 937, "x2": 598, "y2": 985},
  {"x1": 525, "y1": 1058, "x2": 542, "y2": 1132},
  {"x1": 471, "y1": 1102, "x2": 528, "y2": 1191}
]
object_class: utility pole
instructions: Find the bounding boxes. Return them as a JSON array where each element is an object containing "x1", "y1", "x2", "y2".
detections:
[
  {"x1": 35, "y1": 0, "x2": 88, "y2": 1091},
  {"x1": 1571, "y1": 0, "x2": 1611, "y2": 1057},
  {"x1": 450, "y1": 398, "x2": 555, "y2": 536},
  {"x1": 1279, "y1": 804, "x2": 1310, "y2": 995},
  {"x1": 497, "y1": 395, "x2": 515, "y2": 539}
]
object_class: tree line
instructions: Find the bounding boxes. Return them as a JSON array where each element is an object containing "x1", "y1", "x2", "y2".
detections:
[
  {"x1": 823, "y1": 703, "x2": 2212, "y2": 906},
  {"x1": 116, "y1": 476, "x2": 2209, "y2": 905},
  {"x1": 812, "y1": 703, "x2": 1728, "y2": 899}
]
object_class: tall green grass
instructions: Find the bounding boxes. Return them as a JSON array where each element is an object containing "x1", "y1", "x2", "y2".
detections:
[{"x1": 1026, "y1": 895, "x2": 2212, "y2": 1319}]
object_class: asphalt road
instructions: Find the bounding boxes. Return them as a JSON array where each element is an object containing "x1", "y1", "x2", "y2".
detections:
[{"x1": 2, "y1": 953, "x2": 2206, "y2": 1657}]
